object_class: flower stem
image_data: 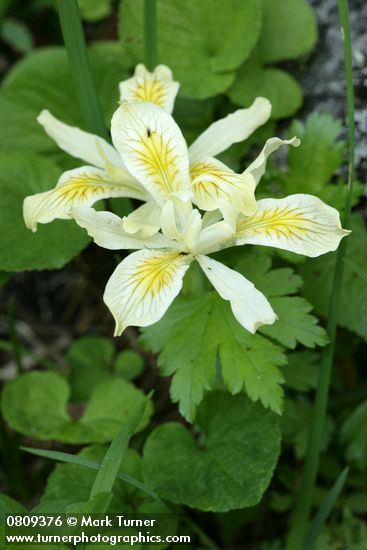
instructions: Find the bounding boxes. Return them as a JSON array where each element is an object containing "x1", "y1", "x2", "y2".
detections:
[
  {"x1": 56, "y1": 0, "x2": 107, "y2": 138},
  {"x1": 285, "y1": 1, "x2": 355, "y2": 548},
  {"x1": 144, "y1": 0, "x2": 157, "y2": 70}
]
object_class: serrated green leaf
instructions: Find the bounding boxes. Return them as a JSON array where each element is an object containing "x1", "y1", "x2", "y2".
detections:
[
  {"x1": 141, "y1": 291, "x2": 286, "y2": 420},
  {"x1": 0, "y1": 153, "x2": 89, "y2": 271},
  {"x1": 0, "y1": 43, "x2": 132, "y2": 155},
  {"x1": 261, "y1": 297, "x2": 328, "y2": 349},
  {"x1": 228, "y1": 62, "x2": 303, "y2": 119},
  {"x1": 119, "y1": 0, "x2": 261, "y2": 99},
  {"x1": 1, "y1": 371, "x2": 152, "y2": 444},
  {"x1": 255, "y1": 0, "x2": 317, "y2": 63},
  {"x1": 143, "y1": 391, "x2": 281, "y2": 512},
  {"x1": 284, "y1": 113, "x2": 363, "y2": 209},
  {"x1": 300, "y1": 214, "x2": 367, "y2": 341},
  {"x1": 236, "y1": 253, "x2": 327, "y2": 349}
]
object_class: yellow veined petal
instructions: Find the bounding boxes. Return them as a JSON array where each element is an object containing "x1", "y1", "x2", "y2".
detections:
[
  {"x1": 122, "y1": 201, "x2": 161, "y2": 238},
  {"x1": 190, "y1": 157, "x2": 257, "y2": 227},
  {"x1": 111, "y1": 102, "x2": 192, "y2": 206},
  {"x1": 244, "y1": 136, "x2": 300, "y2": 186},
  {"x1": 119, "y1": 64, "x2": 179, "y2": 114},
  {"x1": 197, "y1": 255, "x2": 277, "y2": 333},
  {"x1": 23, "y1": 166, "x2": 146, "y2": 231},
  {"x1": 104, "y1": 249, "x2": 192, "y2": 335},
  {"x1": 73, "y1": 207, "x2": 173, "y2": 250},
  {"x1": 235, "y1": 194, "x2": 350, "y2": 257},
  {"x1": 38, "y1": 110, "x2": 124, "y2": 170},
  {"x1": 188, "y1": 97, "x2": 271, "y2": 163}
]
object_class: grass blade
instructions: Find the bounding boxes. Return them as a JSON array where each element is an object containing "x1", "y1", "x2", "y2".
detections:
[
  {"x1": 144, "y1": 0, "x2": 157, "y2": 70},
  {"x1": 56, "y1": 0, "x2": 107, "y2": 138},
  {"x1": 285, "y1": 1, "x2": 356, "y2": 547},
  {"x1": 90, "y1": 399, "x2": 147, "y2": 497},
  {"x1": 305, "y1": 467, "x2": 349, "y2": 550},
  {"x1": 21, "y1": 442, "x2": 162, "y2": 504}
]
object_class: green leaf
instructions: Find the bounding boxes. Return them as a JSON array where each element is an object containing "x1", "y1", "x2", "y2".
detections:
[
  {"x1": 0, "y1": 153, "x2": 89, "y2": 271},
  {"x1": 341, "y1": 400, "x2": 367, "y2": 470},
  {"x1": 0, "y1": 494, "x2": 26, "y2": 522},
  {"x1": 1, "y1": 371, "x2": 152, "y2": 443},
  {"x1": 236, "y1": 254, "x2": 328, "y2": 349},
  {"x1": 68, "y1": 336, "x2": 115, "y2": 401},
  {"x1": 119, "y1": 0, "x2": 262, "y2": 99},
  {"x1": 281, "y1": 351, "x2": 319, "y2": 392},
  {"x1": 143, "y1": 391, "x2": 281, "y2": 512},
  {"x1": 1, "y1": 18, "x2": 33, "y2": 53},
  {"x1": 261, "y1": 297, "x2": 328, "y2": 349},
  {"x1": 39, "y1": 446, "x2": 143, "y2": 511},
  {"x1": 115, "y1": 350, "x2": 144, "y2": 381},
  {"x1": 299, "y1": 214, "x2": 367, "y2": 341},
  {"x1": 0, "y1": 43, "x2": 132, "y2": 155},
  {"x1": 91, "y1": 399, "x2": 147, "y2": 497},
  {"x1": 141, "y1": 291, "x2": 286, "y2": 421},
  {"x1": 255, "y1": 0, "x2": 317, "y2": 63},
  {"x1": 24, "y1": 446, "x2": 161, "y2": 504},
  {"x1": 228, "y1": 62, "x2": 303, "y2": 119},
  {"x1": 78, "y1": 0, "x2": 112, "y2": 21}
]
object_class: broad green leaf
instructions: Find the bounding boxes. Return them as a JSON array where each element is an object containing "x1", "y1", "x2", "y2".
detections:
[
  {"x1": 115, "y1": 350, "x2": 144, "y2": 381},
  {"x1": 1, "y1": 371, "x2": 152, "y2": 443},
  {"x1": 0, "y1": 43, "x2": 131, "y2": 155},
  {"x1": 236, "y1": 254, "x2": 328, "y2": 349},
  {"x1": 78, "y1": 0, "x2": 112, "y2": 21},
  {"x1": 143, "y1": 391, "x2": 281, "y2": 512},
  {"x1": 24, "y1": 446, "x2": 161, "y2": 504},
  {"x1": 68, "y1": 336, "x2": 115, "y2": 401},
  {"x1": 0, "y1": 494, "x2": 26, "y2": 522},
  {"x1": 91, "y1": 399, "x2": 147, "y2": 497},
  {"x1": 255, "y1": 0, "x2": 317, "y2": 63},
  {"x1": 228, "y1": 62, "x2": 303, "y2": 119},
  {"x1": 119, "y1": 0, "x2": 261, "y2": 99},
  {"x1": 41, "y1": 446, "x2": 142, "y2": 511},
  {"x1": 0, "y1": 153, "x2": 89, "y2": 271},
  {"x1": 281, "y1": 351, "x2": 319, "y2": 392},
  {"x1": 300, "y1": 215, "x2": 367, "y2": 341},
  {"x1": 141, "y1": 291, "x2": 286, "y2": 421},
  {"x1": 66, "y1": 492, "x2": 112, "y2": 514},
  {"x1": 341, "y1": 400, "x2": 367, "y2": 470}
]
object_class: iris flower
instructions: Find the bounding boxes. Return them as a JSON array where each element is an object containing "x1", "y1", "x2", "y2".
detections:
[{"x1": 23, "y1": 64, "x2": 350, "y2": 335}]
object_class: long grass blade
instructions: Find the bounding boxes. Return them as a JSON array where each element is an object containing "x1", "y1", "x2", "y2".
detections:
[
  {"x1": 21, "y1": 444, "x2": 162, "y2": 504},
  {"x1": 144, "y1": 0, "x2": 157, "y2": 70},
  {"x1": 285, "y1": 1, "x2": 355, "y2": 547},
  {"x1": 305, "y1": 467, "x2": 349, "y2": 550},
  {"x1": 90, "y1": 399, "x2": 147, "y2": 497},
  {"x1": 56, "y1": 0, "x2": 107, "y2": 138}
]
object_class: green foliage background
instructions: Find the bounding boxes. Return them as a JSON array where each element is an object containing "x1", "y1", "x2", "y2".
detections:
[{"x1": 0, "y1": 0, "x2": 366, "y2": 548}]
